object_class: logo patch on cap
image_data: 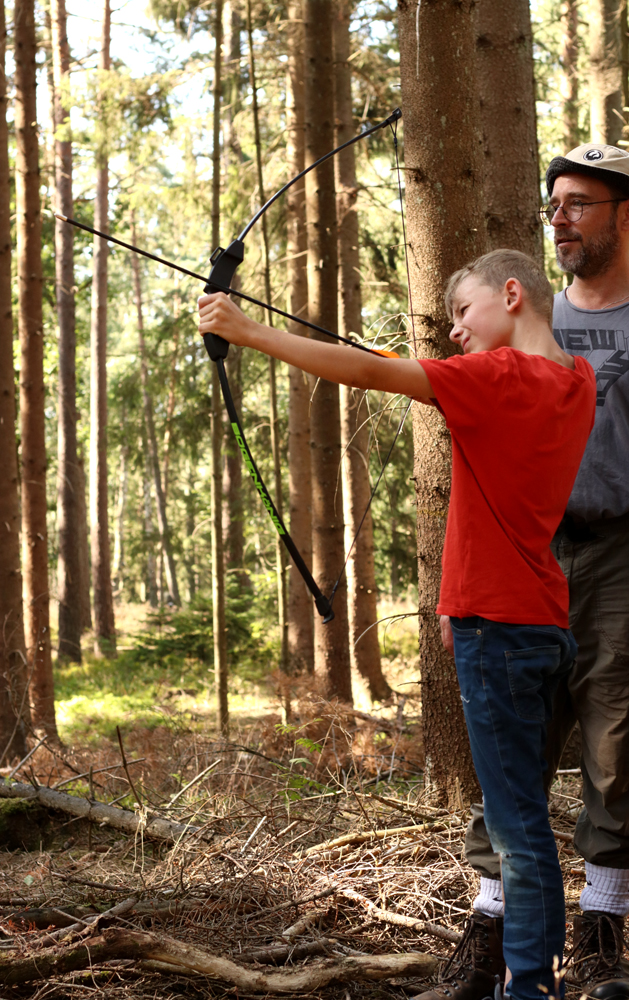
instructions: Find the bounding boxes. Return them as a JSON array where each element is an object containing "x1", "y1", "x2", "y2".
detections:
[{"x1": 584, "y1": 149, "x2": 604, "y2": 161}]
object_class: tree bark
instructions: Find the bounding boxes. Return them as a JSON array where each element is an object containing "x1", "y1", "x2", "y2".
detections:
[
  {"x1": 590, "y1": 0, "x2": 625, "y2": 143},
  {"x1": 15, "y1": 0, "x2": 57, "y2": 738},
  {"x1": 130, "y1": 229, "x2": 180, "y2": 607},
  {"x1": 286, "y1": 0, "x2": 314, "y2": 675},
  {"x1": 211, "y1": 0, "x2": 229, "y2": 735},
  {"x1": 75, "y1": 448, "x2": 92, "y2": 632},
  {"x1": 143, "y1": 472, "x2": 158, "y2": 608},
  {"x1": 0, "y1": 0, "x2": 28, "y2": 761},
  {"x1": 475, "y1": 0, "x2": 542, "y2": 261},
  {"x1": 246, "y1": 0, "x2": 288, "y2": 672},
  {"x1": 398, "y1": 0, "x2": 483, "y2": 805},
  {"x1": 51, "y1": 0, "x2": 82, "y2": 663},
  {"x1": 304, "y1": 0, "x2": 352, "y2": 702},
  {"x1": 89, "y1": 0, "x2": 116, "y2": 657},
  {"x1": 112, "y1": 443, "x2": 128, "y2": 594},
  {"x1": 560, "y1": 0, "x2": 580, "y2": 149},
  {"x1": 334, "y1": 0, "x2": 391, "y2": 704}
]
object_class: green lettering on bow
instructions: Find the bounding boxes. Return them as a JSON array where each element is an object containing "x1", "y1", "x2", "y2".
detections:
[{"x1": 231, "y1": 423, "x2": 286, "y2": 536}]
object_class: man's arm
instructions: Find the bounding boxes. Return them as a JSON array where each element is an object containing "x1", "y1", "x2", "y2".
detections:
[{"x1": 198, "y1": 292, "x2": 435, "y2": 399}]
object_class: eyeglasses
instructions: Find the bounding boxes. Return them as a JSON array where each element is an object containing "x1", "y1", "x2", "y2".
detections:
[{"x1": 539, "y1": 198, "x2": 628, "y2": 225}]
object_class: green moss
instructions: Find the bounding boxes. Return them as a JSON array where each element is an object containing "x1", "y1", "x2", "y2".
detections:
[{"x1": 0, "y1": 798, "x2": 51, "y2": 851}]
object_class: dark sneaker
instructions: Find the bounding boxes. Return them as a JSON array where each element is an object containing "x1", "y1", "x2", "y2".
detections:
[
  {"x1": 411, "y1": 912, "x2": 505, "y2": 1000},
  {"x1": 567, "y1": 911, "x2": 629, "y2": 1000}
]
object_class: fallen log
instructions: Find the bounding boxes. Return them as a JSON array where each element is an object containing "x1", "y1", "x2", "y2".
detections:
[
  {"x1": 0, "y1": 927, "x2": 437, "y2": 988},
  {"x1": 0, "y1": 779, "x2": 203, "y2": 843},
  {"x1": 340, "y1": 887, "x2": 462, "y2": 945}
]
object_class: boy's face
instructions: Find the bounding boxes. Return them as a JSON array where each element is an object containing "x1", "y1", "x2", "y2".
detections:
[{"x1": 449, "y1": 276, "x2": 514, "y2": 354}]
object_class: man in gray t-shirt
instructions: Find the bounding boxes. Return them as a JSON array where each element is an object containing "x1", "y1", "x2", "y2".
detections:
[
  {"x1": 415, "y1": 145, "x2": 629, "y2": 1000},
  {"x1": 553, "y1": 294, "x2": 629, "y2": 522}
]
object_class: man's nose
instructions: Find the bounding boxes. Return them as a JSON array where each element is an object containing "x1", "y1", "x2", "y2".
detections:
[{"x1": 550, "y1": 204, "x2": 569, "y2": 227}]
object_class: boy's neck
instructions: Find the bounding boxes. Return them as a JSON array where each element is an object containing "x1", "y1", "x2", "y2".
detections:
[{"x1": 507, "y1": 313, "x2": 574, "y2": 369}]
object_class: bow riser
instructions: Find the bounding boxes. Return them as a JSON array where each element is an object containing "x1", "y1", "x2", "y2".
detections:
[{"x1": 202, "y1": 239, "x2": 245, "y2": 360}]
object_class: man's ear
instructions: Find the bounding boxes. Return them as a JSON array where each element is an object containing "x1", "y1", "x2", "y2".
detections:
[
  {"x1": 618, "y1": 198, "x2": 629, "y2": 232},
  {"x1": 504, "y1": 277, "x2": 523, "y2": 312}
]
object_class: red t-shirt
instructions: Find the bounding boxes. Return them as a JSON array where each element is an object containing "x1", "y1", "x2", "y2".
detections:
[{"x1": 418, "y1": 349, "x2": 596, "y2": 627}]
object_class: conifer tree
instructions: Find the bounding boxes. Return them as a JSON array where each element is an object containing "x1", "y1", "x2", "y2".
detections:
[
  {"x1": 304, "y1": 0, "x2": 352, "y2": 701},
  {"x1": 286, "y1": 0, "x2": 315, "y2": 675},
  {"x1": 51, "y1": 0, "x2": 82, "y2": 662},
  {"x1": 0, "y1": 0, "x2": 28, "y2": 760},
  {"x1": 590, "y1": 0, "x2": 625, "y2": 143},
  {"x1": 476, "y1": 0, "x2": 541, "y2": 261},
  {"x1": 334, "y1": 0, "x2": 391, "y2": 702},
  {"x1": 90, "y1": 0, "x2": 116, "y2": 656},
  {"x1": 398, "y1": 0, "x2": 482, "y2": 804},
  {"x1": 15, "y1": 0, "x2": 58, "y2": 736}
]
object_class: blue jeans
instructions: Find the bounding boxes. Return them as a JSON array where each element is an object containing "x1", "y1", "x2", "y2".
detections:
[{"x1": 450, "y1": 616, "x2": 578, "y2": 1000}]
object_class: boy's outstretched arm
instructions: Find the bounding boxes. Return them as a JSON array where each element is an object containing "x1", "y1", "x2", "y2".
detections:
[{"x1": 198, "y1": 292, "x2": 434, "y2": 399}]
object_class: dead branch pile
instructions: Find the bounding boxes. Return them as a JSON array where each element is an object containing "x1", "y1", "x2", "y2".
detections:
[{"x1": 0, "y1": 697, "x2": 585, "y2": 999}]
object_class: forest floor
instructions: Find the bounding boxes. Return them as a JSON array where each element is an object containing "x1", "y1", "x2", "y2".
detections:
[{"x1": 0, "y1": 601, "x2": 587, "y2": 999}]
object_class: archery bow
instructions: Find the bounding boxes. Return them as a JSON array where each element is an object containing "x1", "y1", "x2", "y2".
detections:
[{"x1": 57, "y1": 106, "x2": 405, "y2": 626}]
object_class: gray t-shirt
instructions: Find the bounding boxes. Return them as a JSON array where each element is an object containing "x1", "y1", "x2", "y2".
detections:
[{"x1": 553, "y1": 289, "x2": 629, "y2": 521}]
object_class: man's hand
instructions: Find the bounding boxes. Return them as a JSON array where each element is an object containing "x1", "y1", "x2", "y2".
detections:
[
  {"x1": 198, "y1": 291, "x2": 259, "y2": 347},
  {"x1": 440, "y1": 615, "x2": 454, "y2": 656}
]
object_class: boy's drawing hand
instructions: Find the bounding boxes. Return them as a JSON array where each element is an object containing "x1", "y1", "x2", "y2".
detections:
[
  {"x1": 198, "y1": 292, "x2": 257, "y2": 347},
  {"x1": 440, "y1": 615, "x2": 454, "y2": 656}
]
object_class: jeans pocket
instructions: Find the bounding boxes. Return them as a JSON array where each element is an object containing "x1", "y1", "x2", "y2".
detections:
[{"x1": 505, "y1": 645, "x2": 561, "y2": 722}]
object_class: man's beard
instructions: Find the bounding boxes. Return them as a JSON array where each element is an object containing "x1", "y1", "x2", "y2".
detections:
[{"x1": 555, "y1": 215, "x2": 620, "y2": 278}]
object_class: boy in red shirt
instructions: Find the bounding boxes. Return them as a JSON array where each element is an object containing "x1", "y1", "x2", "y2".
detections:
[{"x1": 198, "y1": 248, "x2": 596, "y2": 1000}]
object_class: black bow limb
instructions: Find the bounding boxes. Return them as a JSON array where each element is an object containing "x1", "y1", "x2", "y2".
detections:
[{"x1": 202, "y1": 239, "x2": 335, "y2": 623}]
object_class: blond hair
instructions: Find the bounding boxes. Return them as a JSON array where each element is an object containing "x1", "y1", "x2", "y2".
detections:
[{"x1": 444, "y1": 249, "x2": 554, "y2": 324}]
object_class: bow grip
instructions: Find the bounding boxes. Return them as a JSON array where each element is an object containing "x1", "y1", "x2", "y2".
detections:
[{"x1": 202, "y1": 238, "x2": 245, "y2": 362}]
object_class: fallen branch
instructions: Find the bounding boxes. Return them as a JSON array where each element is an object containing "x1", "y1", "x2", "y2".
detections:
[
  {"x1": 0, "y1": 927, "x2": 437, "y2": 988},
  {"x1": 0, "y1": 779, "x2": 203, "y2": 843},
  {"x1": 303, "y1": 823, "x2": 438, "y2": 856},
  {"x1": 552, "y1": 829, "x2": 573, "y2": 843},
  {"x1": 340, "y1": 887, "x2": 462, "y2": 945},
  {"x1": 245, "y1": 886, "x2": 337, "y2": 923},
  {"x1": 239, "y1": 938, "x2": 333, "y2": 965}
]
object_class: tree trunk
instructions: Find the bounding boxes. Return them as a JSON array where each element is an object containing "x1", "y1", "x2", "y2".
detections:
[
  {"x1": 286, "y1": 0, "x2": 314, "y2": 676},
  {"x1": 15, "y1": 0, "x2": 58, "y2": 738},
  {"x1": 561, "y1": 0, "x2": 580, "y2": 149},
  {"x1": 398, "y1": 0, "x2": 483, "y2": 806},
  {"x1": 475, "y1": 0, "x2": 541, "y2": 261},
  {"x1": 161, "y1": 283, "x2": 180, "y2": 510},
  {"x1": 89, "y1": 0, "x2": 116, "y2": 657},
  {"x1": 130, "y1": 228, "x2": 180, "y2": 607},
  {"x1": 304, "y1": 0, "x2": 352, "y2": 703},
  {"x1": 334, "y1": 0, "x2": 391, "y2": 704},
  {"x1": 51, "y1": 0, "x2": 81, "y2": 663},
  {"x1": 590, "y1": 0, "x2": 624, "y2": 143},
  {"x1": 75, "y1": 448, "x2": 92, "y2": 632},
  {"x1": 143, "y1": 472, "x2": 158, "y2": 608},
  {"x1": 211, "y1": 0, "x2": 228, "y2": 736},
  {"x1": 112, "y1": 443, "x2": 128, "y2": 594},
  {"x1": 222, "y1": 0, "x2": 243, "y2": 165},
  {"x1": 0, "y1": 0, "x2": 28, "y2": 761},
  {"x1": 246, "y1": 0, "x2": 288, "y2": 672}
]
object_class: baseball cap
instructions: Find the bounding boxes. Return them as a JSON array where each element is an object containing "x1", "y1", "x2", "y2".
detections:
[{"x1": 546, "y1": 143, "x2": 629, "y2": 196}]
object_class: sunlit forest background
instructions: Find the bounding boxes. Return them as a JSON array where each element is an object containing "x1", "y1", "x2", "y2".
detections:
[{"x1": 2, "y1": 0, "x2": 611, "y2": 747}]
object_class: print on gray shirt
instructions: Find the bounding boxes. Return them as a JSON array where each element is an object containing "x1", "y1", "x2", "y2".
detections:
[{"x1": 553, "y1": 290, "x2": 629, "y2": 521}]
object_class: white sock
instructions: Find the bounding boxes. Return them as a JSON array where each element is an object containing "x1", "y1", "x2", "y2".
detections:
[
  {"x1": 473, "y1": 876, "x2": 504, "y2": 918},
  {"x1": 580, "y1": 863, "x2": 629, "y2": 916}
]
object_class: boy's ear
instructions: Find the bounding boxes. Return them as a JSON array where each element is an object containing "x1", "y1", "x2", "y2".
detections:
[{"x1": 504, "y1": 277, "x2": 523, "y2": 313}]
